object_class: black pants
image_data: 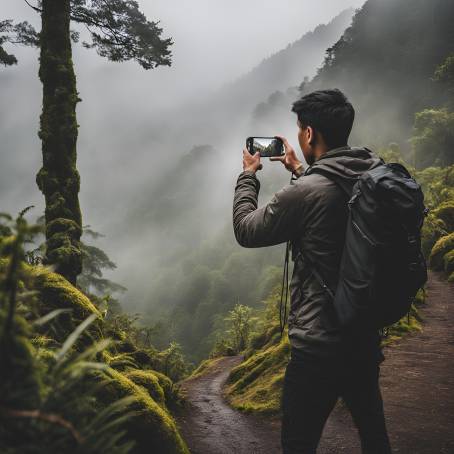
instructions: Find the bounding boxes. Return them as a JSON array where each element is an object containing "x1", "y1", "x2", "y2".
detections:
[{"x1": 281, "y1": 348, "x2": 392, "y2": 454}]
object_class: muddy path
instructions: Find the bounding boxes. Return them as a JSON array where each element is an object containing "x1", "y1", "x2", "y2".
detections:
[
  {"x1": 175, "y1": 271, "x2": 454, "y2": 453},
  {"x1": 175, "y1": 355, "x2": 281, "y2": 454}
]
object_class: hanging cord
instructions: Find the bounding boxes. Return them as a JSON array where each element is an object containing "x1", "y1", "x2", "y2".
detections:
[
  {"x1": 278, "y1": 173, "x2": 301, "y2": 340},
  {"x1": 279, "y1": 241, "x2": 290, "y2": 340}
]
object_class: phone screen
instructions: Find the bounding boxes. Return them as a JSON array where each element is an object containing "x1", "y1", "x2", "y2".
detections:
[{"x1": 247, "y1": 137, "x2": 284, "y2": 157}]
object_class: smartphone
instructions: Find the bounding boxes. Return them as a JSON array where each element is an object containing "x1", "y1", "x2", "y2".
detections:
[{"x1": 246, "y1": 137, "x2": 284, "y2": 158}]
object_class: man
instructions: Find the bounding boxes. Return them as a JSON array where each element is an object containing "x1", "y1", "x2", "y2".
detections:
[{"x1": 232, "y1": 89, "x2": 392, "y2": 453}]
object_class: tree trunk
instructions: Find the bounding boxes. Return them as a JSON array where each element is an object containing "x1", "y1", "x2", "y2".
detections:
[{"x1": 36, "y1": 0, "x2": 82, "y2": 286}]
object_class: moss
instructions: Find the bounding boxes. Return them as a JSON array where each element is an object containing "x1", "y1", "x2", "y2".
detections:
[
  {"x1": 187, "y1": 356, "x2": 226, "y2": 379},
  {"x1": 432, "y1": 200, "x2": 454, "y2": 232},
  {"x1": 102, "y1": 350, "x2": 138, "y2": 370},
  {"x1": 421, "y1": 217, "x2": 445, "y2": 257},
  {"x1": 381, "y1": 304, "x2": 422, "y2": 346},
  {"x1": 246, "y1": 324, "x2": 281, "y2": 356},
  {"x1": 131, "y1": 369, "x2": 184, "y2": 410},
  {"x1": 151, "y1": 370, "x2": 176, "y2": 403},
  {"x1": 17, "y1": 262, "x2": 101, "y2": 342},
  {"x1": 0, "y1": 257, "x2": 100, "y2": 343},
  {"x1": 37, "y1": 0, "x2": 83, "y2": 285},
  {"x1": 31, "y1": 336, "x2": 58, "y2": 367},
  {"x1": 125, "y1": 369, "x2": 166, "y2": 406},
  {"x1": 98, "y1": 368, "x2": 189, "y2": 454},
  {"x1": 443, "y1": 249, "x2": 454, "y2": 274},
  {"x1": 448, "y1": 271, "x2": 454, "y2": 283},
  {"x1": 429, "y1": 232, "x2": 454, "y2": 270},
  {"x1": 30, "y1": 263, "x2": 100, "y2": 318},
  {"x1": 224, "y1": 339, "x2": 290, "y2": 415},
  {"x1": 413, "y1": 288, "x2": 426, "y2": 305}
]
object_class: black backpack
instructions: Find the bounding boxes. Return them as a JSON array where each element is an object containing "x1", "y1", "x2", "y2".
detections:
[{"x1": 305, "y1": 160, "x2": 428, "y2": 330}]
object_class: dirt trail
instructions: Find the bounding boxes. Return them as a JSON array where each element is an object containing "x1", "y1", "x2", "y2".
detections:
[
  {"x1": 175, "y1": 271, "x2": 454, "y2": 454},
  {"x1": 175, "y1": 355, "x2": 281, "y2": 454}
]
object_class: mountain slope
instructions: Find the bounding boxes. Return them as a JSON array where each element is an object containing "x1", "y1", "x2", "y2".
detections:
[
  {"x1": 218, "y1": 8, "x2": 355, "y2": 113},
  {"x1": 252, "y1": 0, "x2": 454, "y2": 151},
  {"x1": 306, "y1": 0, "x2": 454, "y2": 148}
]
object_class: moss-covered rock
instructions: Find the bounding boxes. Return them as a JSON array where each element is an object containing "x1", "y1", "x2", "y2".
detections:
[
  {"x1": 30, "y1": 264, "x2": 100, "y2": 318},
  {"x1": 432, "y1": 200, "x2": 454, "y2": 232},
  {"x1": 102, "y1": 350, "x2": 138, "y2": 370},
  {"x1": 443, "y1": 249, "x2": 454, "y2": 274},
  {"x1": 0, "y1": 257, "x2": 101, "y2": 343},
  {"x1": 187, "y1": 356, "x2": 226, "y2": 380},
  {"x1": 98, "y1": 368, "x2": 189, "y2": 454},
  {"x1": 224, "y1": 339, "x2": 290, "y2": 415},
  {"x1": 429, "y1": 232, "x2": 454, "y2": 270},
  {"x1": 421, "y1": 217, "x2": 445, "y2": 258},
  {"x1": 23, "y1": 263, "x2": 101, "y2": 343},
  {"x1": 125, "y1": 369, "x2": 170, "y2": 406}
]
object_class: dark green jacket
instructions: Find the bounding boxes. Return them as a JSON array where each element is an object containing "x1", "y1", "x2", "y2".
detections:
[{"x1": 233, "y1": 146, "x2": 385, "y2": 362}]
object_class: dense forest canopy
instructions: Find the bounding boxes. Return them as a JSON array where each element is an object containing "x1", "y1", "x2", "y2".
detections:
[{"x1": 255, "y1": 0, "x2": 454, "y2": 153}]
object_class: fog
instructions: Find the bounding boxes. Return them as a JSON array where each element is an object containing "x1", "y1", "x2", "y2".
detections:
[{"x1": 0, "y1": 0, "x2": 365, "y2": 312}]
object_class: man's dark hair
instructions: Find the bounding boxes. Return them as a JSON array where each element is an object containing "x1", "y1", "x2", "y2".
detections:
[{"x1": 291, "y1": 89, "x2": 355, "y2": 149}]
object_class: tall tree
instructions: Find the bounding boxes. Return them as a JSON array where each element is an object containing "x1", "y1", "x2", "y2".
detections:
[
  {"x1": 434, "y1": 53, "x2": 454, "y2": 109},
  {"x1": 3, "y1": 1, "x2": 172, "y2": 285}
]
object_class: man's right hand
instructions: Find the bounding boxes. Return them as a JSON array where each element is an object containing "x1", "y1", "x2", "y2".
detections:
[{"x1": 270, "y1": 136, "x2": 304, "y2": 175}]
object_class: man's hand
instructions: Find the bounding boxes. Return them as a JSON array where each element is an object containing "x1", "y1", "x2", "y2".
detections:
[
  {"x1": 243, "y1": 148, "x2": 263, "y2": 173},
  {"x1": 270, "y1": 136, "x2": 304, "y2": 175}
]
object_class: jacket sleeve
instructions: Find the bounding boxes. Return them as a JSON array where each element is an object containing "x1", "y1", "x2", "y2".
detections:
[{"x1": 233, "y1": 170, "x2": 303, "y2": 248}]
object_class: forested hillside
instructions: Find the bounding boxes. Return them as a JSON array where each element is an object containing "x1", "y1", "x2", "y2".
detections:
[{"x1": 256, "y1": 0, "x2": 454, "y2": 153}]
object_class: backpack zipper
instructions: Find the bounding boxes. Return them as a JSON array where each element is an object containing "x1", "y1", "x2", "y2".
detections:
[{"x1": 352, "y1": 219, "x2": 377, "y2": 247}]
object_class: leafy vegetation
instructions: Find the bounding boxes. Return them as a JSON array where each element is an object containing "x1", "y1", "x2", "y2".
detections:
[{"x1": 0, "y1": 210, "x2": 190, "y2": 453}]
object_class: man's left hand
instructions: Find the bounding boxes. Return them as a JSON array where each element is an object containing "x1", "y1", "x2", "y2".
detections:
[
  {"x1": 243, "y1": 148, "x2": 263, "y2": 173},
  {"x1": 270, "y1": 136, "x2": 304, "y2": 175}
]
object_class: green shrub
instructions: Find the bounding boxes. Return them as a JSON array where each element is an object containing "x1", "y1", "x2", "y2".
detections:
[
  {"x1": 98, "y1": 368, "x2": 189, "y2": 454},
  {"x1": 433, "y1": 200, "x2": 454, "y2": 232},
  {"x1": 0, "y1": 211, "x2": 188, "y2": 453},
  {"x1": 224, "y1": 339, "x2": 290, "y2": 415},
  {"x1": 125, "y1": 369, "x2": 166, "y2": 405},
  {"x1": 429, "y1": 232, "x2": 454, "y2": 270},
  {"x1": 421, "y1": 216, "x2": 446, "y2": 257}
]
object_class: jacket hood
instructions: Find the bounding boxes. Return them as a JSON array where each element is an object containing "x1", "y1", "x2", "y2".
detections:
[{"x1": 305, "y1": 146, "x2": 383, "y2": 181}]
